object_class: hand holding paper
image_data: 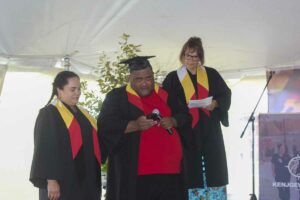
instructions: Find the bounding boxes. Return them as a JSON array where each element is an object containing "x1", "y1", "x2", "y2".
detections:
[{"x1": 188, "y1": 96, "x2": 213, "y2": 108}]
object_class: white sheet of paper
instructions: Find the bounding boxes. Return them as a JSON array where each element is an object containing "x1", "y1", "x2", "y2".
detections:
[{"x1": 188, "y1": 96, "x2": 213, "y2": 108}]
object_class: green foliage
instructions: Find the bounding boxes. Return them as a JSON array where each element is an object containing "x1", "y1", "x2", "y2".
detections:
[
  {"x1": 79, "y1": 33, "x2": 141, "y2": 117},
  {"x1": 96, "y1": 33, "x2": 141, "y2": 94},
  {"x1": 79, "y1": 33, "x2": 163, "y2": 117},
  {"x1": 79, "y1": 81, "x2": 102, "y2": 118}
]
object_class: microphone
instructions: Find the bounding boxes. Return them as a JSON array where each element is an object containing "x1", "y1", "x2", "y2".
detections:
[
  {"x1": 269, "y1": 70, "x2": 275, "y2": 76},
  {"x1": 267, "y1": 70, "x2": 276, "y2": 82},
  {"x1": 151, "y1": 109, "x2": 173, "y2": 135}
]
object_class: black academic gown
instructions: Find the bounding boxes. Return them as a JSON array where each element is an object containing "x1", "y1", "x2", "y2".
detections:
[
  {"x1": 98, "y1": 86, "x2": 191, "y2": 200},
  {"x1": 163, "y1": 66, "x2": 231, "y2": 188},
  {"x1": 30, "y1": 104, "x2": 101, "y2": 200}
]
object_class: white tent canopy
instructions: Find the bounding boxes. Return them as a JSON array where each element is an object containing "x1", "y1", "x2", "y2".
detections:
[
  {"x1": 2, "y1": 1, "x2": 300, "y2": 199},
  {"x1": 1, "y1": 0, "x2": 300, "y2": 77}
]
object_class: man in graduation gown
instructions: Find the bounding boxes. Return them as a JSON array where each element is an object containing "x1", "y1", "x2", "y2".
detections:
[{"x1": 98, "y1": 56, "x2": 191, "y2": 200}]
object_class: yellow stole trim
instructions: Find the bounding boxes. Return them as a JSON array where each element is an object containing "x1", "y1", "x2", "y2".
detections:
[
  {"x1": 177, "y1": 66, "x2": 210, "y2": 127},
  {"x1": 126, "y1": 83, "x2": 168, "y2": 111},
  {"x1": 177, "y1": 65, "x2": 209, "y2": 102},
  {"x1": 126, "y1": 83, "x2": 166, "y2": 98},
  {"x1": 78, "y1": 106, "x2": 97, "y2": 131},
  {"x1": 51, "y1": 99, "x2": 101, "y2": 165},
  {"x1": 52, "y1": 99, "x2": 97, "y2": 131}
]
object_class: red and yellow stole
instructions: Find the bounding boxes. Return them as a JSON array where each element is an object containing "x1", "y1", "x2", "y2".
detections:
[
  {"x1": 177, "y1": 66, "x2": 210, "y2": 128},
  {"x1": 51, "y1": 99, "x2": 101, "y2": 166},
  {"x1": 126, "y1": 83, "x2": 168, "y2": 111}
]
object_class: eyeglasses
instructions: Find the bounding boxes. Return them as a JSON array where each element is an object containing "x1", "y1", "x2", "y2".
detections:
[{"x1": 185, "y1": 54, "x2": 199, "y2": 60}]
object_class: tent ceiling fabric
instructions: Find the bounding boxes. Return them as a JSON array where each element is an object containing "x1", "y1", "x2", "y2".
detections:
[{"x1": 1, "y1": 0, "x2": 300, "y2": 77}]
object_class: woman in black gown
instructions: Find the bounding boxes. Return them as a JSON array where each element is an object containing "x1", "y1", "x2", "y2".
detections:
[
  {"x1": 30, "y1": 71, "x2": 102, "y2": 200},
  {"x1": 163, "y1": 37, "x2": 231, "y2": 200}
]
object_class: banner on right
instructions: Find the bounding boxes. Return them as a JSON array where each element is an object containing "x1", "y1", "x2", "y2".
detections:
[
  {"x1": 259, "y1": 113, "x2": 300, "y2": 200},
  {"x1": 267, "y1": 68, "x2": 300, "y2": 113}
]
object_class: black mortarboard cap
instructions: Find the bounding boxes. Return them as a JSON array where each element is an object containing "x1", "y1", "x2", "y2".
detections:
[{"x1": 120, "y1": 56, "x2": 155, "y2": 72}]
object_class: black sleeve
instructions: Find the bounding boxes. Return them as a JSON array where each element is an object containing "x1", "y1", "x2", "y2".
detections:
[
  {"x1": 163, "y1": 71, "x2": 194, "y2": 150},
  {"x1": 209, "y1": 68, "x2": 231, "y2": 126},
  {"x1": 97, "y1": 89, "x2": 131, "y2": 156},
  {"x1": 29, "y1": 107, "x2": 62, "y2": 188},
  {"x1": 211, "y1": 69, "x2": 231, "y2": 112},
  {"x1": 163, "y1": 72, "x2": 192, "y2": 130}
]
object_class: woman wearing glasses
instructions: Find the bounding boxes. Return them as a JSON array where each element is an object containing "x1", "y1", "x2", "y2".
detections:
[{"x1": 163, "y1": 37, "x2": 231, "y2": 200}]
